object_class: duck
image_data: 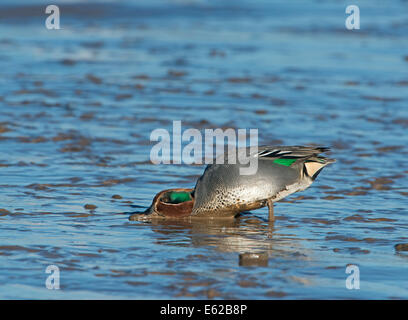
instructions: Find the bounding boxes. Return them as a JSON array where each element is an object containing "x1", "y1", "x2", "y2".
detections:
[{"x1": 129, "y1": 146, "x2": 335, "y2": 221}]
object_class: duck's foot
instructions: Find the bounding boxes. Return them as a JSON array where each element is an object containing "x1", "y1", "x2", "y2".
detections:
[{"x1": 267, "y1": 199, "x2": 274, "y2": 222}]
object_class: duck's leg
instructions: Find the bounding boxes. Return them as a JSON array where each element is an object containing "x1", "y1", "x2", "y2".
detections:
[{"x1": 267, "y1": 199, "x2": 274, "y2": 222}]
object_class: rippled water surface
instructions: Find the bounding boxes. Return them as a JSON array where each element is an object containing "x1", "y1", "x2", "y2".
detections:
[{"x1": 0, "y1": 0, "x2": 407, "y2": 299}]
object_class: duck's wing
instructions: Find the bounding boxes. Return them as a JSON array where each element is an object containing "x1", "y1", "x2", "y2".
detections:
[
  {"x1": 214, "y1": 145, "x2": 334, "y2": 167},
  {"x1": 253, "y1": 146, "x2": 331, "y2": 160},
  {"x1": 253, "y1": 146, "x2": 335, "y2": 179}
]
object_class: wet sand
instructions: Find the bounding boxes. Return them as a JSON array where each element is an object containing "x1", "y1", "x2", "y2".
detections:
[{"x1": 0, "y1": 0, "x2": 407, "y2": 299}]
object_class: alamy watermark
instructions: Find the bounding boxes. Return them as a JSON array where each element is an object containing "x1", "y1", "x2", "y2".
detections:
[
  {"x1": 43, "y1": 4, "x2": 361, "y2": 31},
  {"x1": 45, "y1": 265, "x2": 60, "y2": 290},
  {"x1": 345, "y1": 264, "x2": 360, "y2": 290},
  {"x1": 150, "y1": 121, "x2": 259, "y2": 175},
  {"x1": 45, "y1": 5, "x2": 60, "y2": 30},
  {"x1": 345, "y1": 5, "x2": 360, "y2": 30}
]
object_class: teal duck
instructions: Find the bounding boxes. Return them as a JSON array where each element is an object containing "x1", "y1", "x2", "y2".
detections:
[{"x1": 129, "y1": 146, "x2": 335, "y2": 221}]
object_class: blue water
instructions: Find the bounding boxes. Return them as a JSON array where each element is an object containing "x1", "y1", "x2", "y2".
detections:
[{"x1": 0, "y1": 0, "x2": 407, "y2": 299}]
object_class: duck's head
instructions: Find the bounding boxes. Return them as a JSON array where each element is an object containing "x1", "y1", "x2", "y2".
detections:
[{"x1": 129, "y1": 188, "x2": 195, "y2": 220}]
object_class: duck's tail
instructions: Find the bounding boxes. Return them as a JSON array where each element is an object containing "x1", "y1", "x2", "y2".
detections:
[{"x1": 303, "y1": 149, "x2": 335, "y2": 180}]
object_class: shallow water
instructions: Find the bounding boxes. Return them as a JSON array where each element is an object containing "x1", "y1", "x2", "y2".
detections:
[{"x1": 0, "y1": 0, "x2": 407, "y2": 299}]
